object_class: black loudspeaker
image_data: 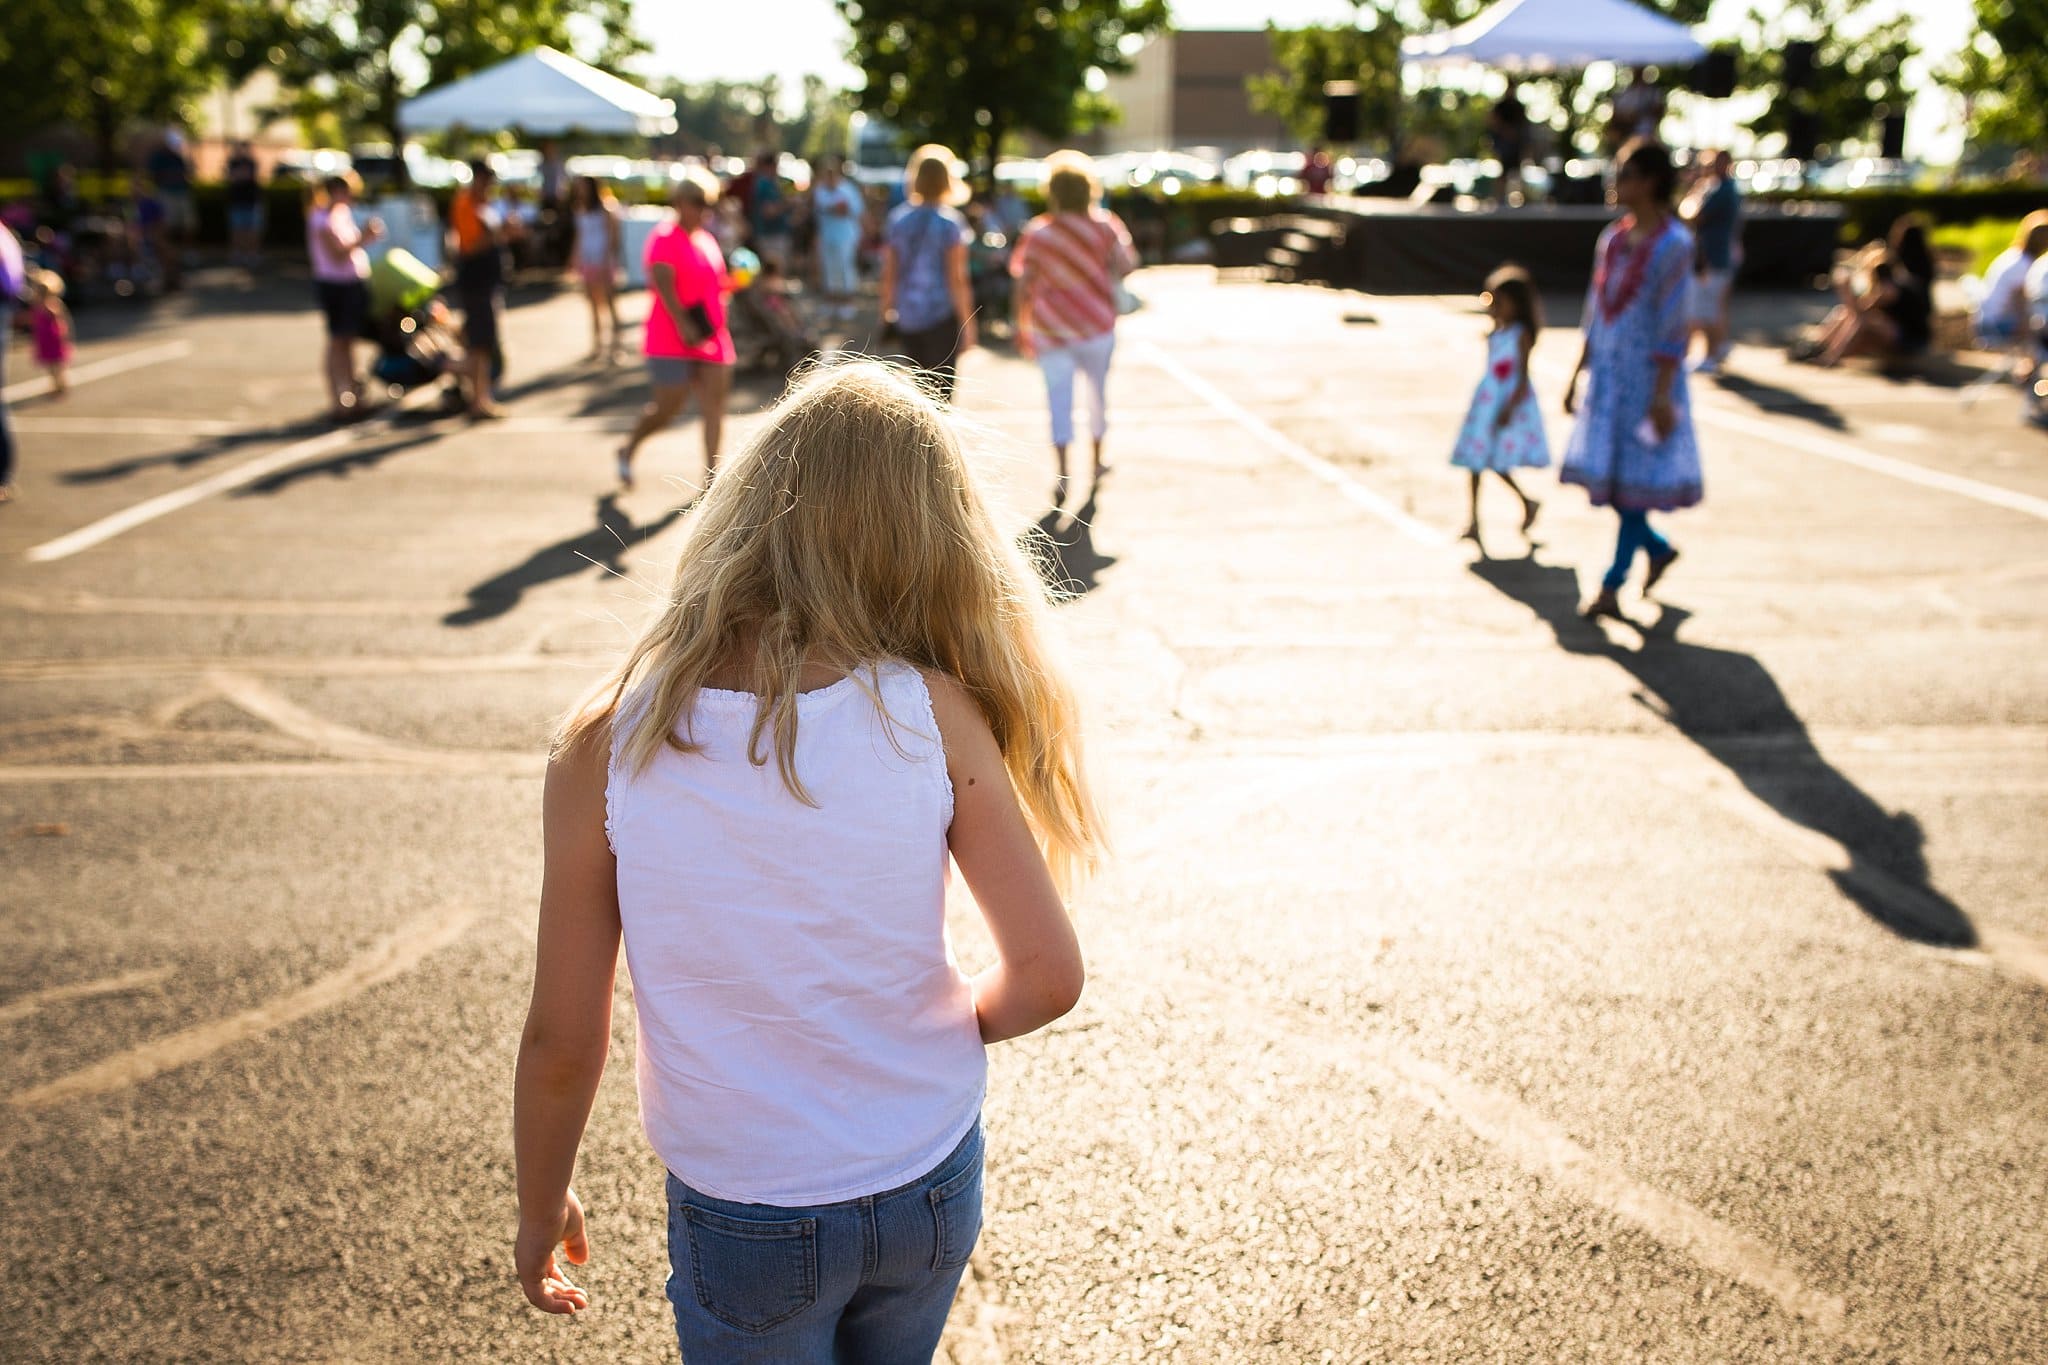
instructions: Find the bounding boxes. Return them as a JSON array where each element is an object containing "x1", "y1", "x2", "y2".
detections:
[
  {"x1": 1785, "y1": 107, "x2": 1820, "y2": 161},
  {"x1": 1783, "y1": 40, "x2": 1815, "y2": 91},
  {"x1": 1879, "y1": 110, "x2": 1907, "y2": 160},
  {"x1": 1322, "y1": 84, "x2": 1360, "y2": 144},
  {"x1": 1694, "y1": 48, "x2": 1737, "y2": 99}
]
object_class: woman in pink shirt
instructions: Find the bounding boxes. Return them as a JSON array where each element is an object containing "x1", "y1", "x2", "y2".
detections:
[
  {"x1": 306, "y1": 173, "x2": 383, "y2": 423},
  {"x1": 618, "y1": 170, "x2": 734, "y2": 490}
]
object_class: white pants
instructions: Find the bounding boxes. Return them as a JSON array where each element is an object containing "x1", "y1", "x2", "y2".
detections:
[
  {"x1": 1037, "y1": 331, "x2": 1115, "y2": 448},
  {"x1": 818, "y1": 230, "x2": 860, "y2": 297}
]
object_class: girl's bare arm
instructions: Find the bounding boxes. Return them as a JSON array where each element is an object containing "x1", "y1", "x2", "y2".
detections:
[
  {"x1": 926, "y1": 673, "x2": 1084, "y2": 1043},
  {"x1": 513, "y1": 725, "x2": 620, "y2": 1313}
]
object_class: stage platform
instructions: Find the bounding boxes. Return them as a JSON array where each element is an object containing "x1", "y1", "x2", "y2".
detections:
[{"x1": 1213, "y1": 199, "x2": 1845, "y2": 296}]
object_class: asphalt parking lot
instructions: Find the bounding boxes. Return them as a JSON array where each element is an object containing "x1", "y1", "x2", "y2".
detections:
[{"x1": 3, "y1": 264, "x2": 2045, "y2": 1361}]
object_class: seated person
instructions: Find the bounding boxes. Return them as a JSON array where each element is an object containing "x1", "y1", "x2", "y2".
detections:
[
  {"x1": 1801, "y1": 214, "x2": 1934, "y2": 368},
  {"x1": 1977, "y1": 211, "x2": 2048, "y2": 357},
  {"x1": 2025, "y1": 250, "x2": 2048, "y2": 427}
]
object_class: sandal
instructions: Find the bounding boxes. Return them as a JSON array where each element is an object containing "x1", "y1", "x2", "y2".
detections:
[{"x1": 1644, "y1": 548, "x2": 1681, "y2": 592}]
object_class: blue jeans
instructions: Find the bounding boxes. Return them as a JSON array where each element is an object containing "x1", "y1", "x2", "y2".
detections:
[
  {"x1": 665, "y1": 1121, "x2": 984, "y2": 1363},
  {"x1": 1603, "y1": 508, "x2": 1673, "y2": 591}
]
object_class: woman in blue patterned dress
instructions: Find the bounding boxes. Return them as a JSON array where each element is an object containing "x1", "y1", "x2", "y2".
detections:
[{"x1": 1561, "y1": 139, "x2": 1703, "y2": 620}]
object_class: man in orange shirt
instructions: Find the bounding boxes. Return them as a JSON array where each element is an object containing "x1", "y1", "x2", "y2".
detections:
[{"x1": 449, "y1": 161, "x2": 514, "y2": 418}]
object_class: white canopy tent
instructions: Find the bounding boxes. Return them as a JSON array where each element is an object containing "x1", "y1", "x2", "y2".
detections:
[
  {"x1": 399, "y1": 47, "x2": 677, "y2": 137},
  {"x1": 1400, "y1": 0, "x2": 1705, "y2": 73}
]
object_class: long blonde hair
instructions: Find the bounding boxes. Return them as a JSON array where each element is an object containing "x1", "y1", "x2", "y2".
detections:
[{"x1": 558, "y1": 360, "x2": 1102, "y2": 890}]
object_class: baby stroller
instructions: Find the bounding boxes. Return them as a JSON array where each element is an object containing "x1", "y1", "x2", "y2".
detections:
[
  {"x1": 726, "y1": 252, "x2": 816, "y2": 376},
  {"x1": 365, "y1": 248, "x2": 467, "y2": 407}
]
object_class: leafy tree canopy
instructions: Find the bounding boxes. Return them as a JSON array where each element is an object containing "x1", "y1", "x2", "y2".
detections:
[
  {"x1": 1945, "y1": 0, "x2": 2048, "y2": 159},
  {"x1": 1732, "y1": 0, "x2": 1915, "y2": 154},
  {"x1": 0, "y1": 0, "x2": 227, "y2": 169},
  {"x1": 835, "y1": 0, "x2": 1169, "y2": 176},
  {"x1": 264, "y1": 0, "x2": 645, "y2": 149}
]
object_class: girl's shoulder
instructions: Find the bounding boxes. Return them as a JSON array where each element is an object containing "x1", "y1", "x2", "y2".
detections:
[{"x1": 916, "y1": 668, "x2": 995, "y2": 773}]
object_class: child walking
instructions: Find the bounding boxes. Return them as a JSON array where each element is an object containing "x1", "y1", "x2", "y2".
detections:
[
  {"x1": 30, "y1": 270, "x2": 73, "y2": 396},
  {"x1": 514, "y1": 360, "x2": 1100, "y2": 1362},
  {"x1": 1451, "y1": 264, "x2": 1549, "y2": 544}
]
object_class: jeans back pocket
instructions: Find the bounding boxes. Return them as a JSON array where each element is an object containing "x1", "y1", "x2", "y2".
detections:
[
  {"x1": 681, "y1": 1204, "x2": 819, "y2": 1334},
  {"x1": 927, "y1": 1144, "x2": 984, "y2": 1272}
]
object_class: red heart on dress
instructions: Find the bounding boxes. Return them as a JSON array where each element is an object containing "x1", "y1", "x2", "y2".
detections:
[{"x1": 1491, "y1": 359, "x2": 1514, "y2": 380}]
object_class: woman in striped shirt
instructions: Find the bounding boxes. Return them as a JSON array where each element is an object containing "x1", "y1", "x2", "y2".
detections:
[{"x1": 1011, "y1": 151, "x2": 1138, "y2": 508}]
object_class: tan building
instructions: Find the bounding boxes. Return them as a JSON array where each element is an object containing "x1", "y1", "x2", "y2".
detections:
[{"x1": 1096, "y1": 30, "x2": 1290, "y2": 155}]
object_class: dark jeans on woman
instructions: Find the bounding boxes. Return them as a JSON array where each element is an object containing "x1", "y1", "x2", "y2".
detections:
[
  {"x1": 0, "y1": 304, "x2": 15, "y2": 487},
  {"x1": 894, "y1": 319, "x2": 961, "y2": 401}
]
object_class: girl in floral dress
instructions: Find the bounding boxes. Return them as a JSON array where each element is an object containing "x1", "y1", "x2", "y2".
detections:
[
  {"x1": 1451, "y1": 263, "x2": 1549, "y2": 544},
  {"x1": 1561, "y1": 139, "x2": 1703, "y2": 620}
]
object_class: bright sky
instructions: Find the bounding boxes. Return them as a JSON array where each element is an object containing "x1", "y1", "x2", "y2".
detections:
[{"x1": 633, "y1": 0, "x2": 1975, "y2": 158}]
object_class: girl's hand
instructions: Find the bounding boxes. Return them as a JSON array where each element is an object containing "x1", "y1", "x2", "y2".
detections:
[
  {"x1": 1494, "y1": 385, "x2": 1525, "y2": 431},
  {"x1": 1649, "y1": 394, "x2": 1676, "y2": 441},
  {"x1": 516, "y1": 1189, "x2": 591, "y2": 1314}
]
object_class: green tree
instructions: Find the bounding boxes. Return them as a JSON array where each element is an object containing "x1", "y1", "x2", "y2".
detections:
[
  {"x1": 1247, "y1": 6, "x2": 1400, "y2": 150},
  {"x1": 1732, "y1": 0, "x2": 1915, "y2": 154},
  {"x1": 1945, "y1": 0, "x2": 2048, "y2": 160},
  {"x1": 267, "y1": 0, "x2": 646, "y2": 154},
  {"x1": 834, "y1": 0, "x2": 1170, "y2": 177},
  {"x1": 0, "y1": 0, "x2": 229, "y2": 175},
  {"x1": 656, "y1": 76, "x2": 851, "y2": 160}
]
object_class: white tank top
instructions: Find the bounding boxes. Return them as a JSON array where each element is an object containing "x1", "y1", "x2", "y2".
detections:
[{"x1": 606, "y1": 660, "x2": 986, "y2": 1205}]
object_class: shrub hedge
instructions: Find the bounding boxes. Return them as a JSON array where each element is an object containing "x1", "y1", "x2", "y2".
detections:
[{"x1": 1754, "y1": 184, "x2": 2048, "y2": 247}]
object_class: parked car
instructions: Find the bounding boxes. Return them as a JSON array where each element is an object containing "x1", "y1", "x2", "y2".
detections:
[{"x1": 1223, "y1": 150, "x2": 1307, "y2": 195}]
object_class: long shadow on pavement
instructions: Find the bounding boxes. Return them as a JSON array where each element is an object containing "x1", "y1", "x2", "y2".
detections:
[
  {"x1": 1027, "y1": 494, "x2": 1116, "y2": 601},
  {"x1": 60, "y1": 419, "x2": 333, "y2": 484},
  {"x1": 1470, "y1": 550, "x2": 1976, "y2": 948},
  {"x1": 232, "y1": 429, "x2": 445, "y2": 496},
  {"x1": 1710, "y1": 372, "x2": 1848, "y2": 431},
  {"x1": 444, "y1": 492, "x2": 688, "y2": 626}
]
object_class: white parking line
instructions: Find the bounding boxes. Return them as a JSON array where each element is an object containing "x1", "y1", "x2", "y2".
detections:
[
  {"x1": 1378, "y1": 1048, "x2": 1849, "y2": 1333},
  {"x1": 8, "y1": 415, "x2": 243, "y2": 437},
  {"x1": 2, "y1": 340, "x2": 193, "y2": 402},
  {"x1": 22, "y1": 425, "x2": 358, "y2": 562},
  {"x1": 0, "y1": 967, "x2": 173, "y2": 1026},
  {"x1": 8, "y1": 905, "x2": 476, "y2": 1109},
  {"x1": 1699, "y1": 406, "x2": 2048, "y2": 523},
  {"x1": 1131, "y1": 339, "x2": 1446, "y2": 546}
]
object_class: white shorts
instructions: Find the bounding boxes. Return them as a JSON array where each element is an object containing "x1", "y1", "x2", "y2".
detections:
[{"x1": 1690, "y1": 267, "x2": 1732, "y2": 326}]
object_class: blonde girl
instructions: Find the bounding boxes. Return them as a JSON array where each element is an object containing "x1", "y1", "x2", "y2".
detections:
[
  {"x1": 29, "y1": 270, "x2": 74, "y2": 395},
  {"x1": 880, "y1": 144, "x2": 976, "y2": 400},
  {"x1": 514, "y1": 360, "x2": 1099, "y2": 1360}
]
